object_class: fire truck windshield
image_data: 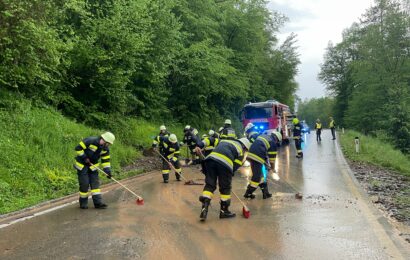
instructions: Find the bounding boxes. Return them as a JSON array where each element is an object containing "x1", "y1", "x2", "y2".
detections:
[{"x1": 244, "y1": 106, "x2": 272, "y2": 119}]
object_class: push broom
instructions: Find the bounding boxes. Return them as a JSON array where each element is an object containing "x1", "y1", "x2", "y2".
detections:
[
  {"x1": 92, "y1": 164, "x2": 144, "y2": 205},
  {"x1": 154, "y1": 150, "x2": 203, "y2": 185},
  {"x1": 231, "y1": 190, "x2": 251, "y2": 219}
]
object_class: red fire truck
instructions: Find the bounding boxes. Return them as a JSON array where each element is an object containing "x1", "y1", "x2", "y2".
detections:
[{"x1": 241, "y1": 100, "x2": 293, "y2": 142}]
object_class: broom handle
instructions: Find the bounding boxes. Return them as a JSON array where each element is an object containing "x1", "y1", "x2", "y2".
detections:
[
  {"x1": 231, "y1": 190, "x2": 246, "y2": 208},
  {"x1": 92, "y1": 164, "x2": 142, "y2": 199},
  {"x1": 154, "y1": 149, "x2": 187, "y2": 181}
]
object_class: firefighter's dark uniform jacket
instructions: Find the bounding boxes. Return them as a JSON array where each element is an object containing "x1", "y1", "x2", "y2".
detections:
[
  {"x1": 220, "y1": 126, "x2": 237, "y2": 140},
  {"x1": 206, "y1": 139, "x2": 245, "y2": 173},
  {"x1": 74, "y1": 136, "x2": 111, "y2": 173},
  {"x1": 247, "y1": 134, "x2": 277, "y2": 166},
  {"x1": 183, "y1": 128, "x2": 200, "y2": 148},
  {"x1": 246, "y1": 129, "x2": 260, "y2": 143},
  {"x1": 158, "y1": 136, "x2": 180, "y2": 160},
  {"x1": 152, "y1": 130, "x2": 170, "y2": 148},
  {"x1": 198, "y1": 136, "x2": 220, "y2": 156}
]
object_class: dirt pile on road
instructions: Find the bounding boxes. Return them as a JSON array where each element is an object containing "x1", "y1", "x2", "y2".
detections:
[{"x1": 349, "y1": 161, "x2": 410, "y2": 242}]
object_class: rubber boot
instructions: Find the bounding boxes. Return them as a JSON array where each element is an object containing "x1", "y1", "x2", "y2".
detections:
[
  {"x1": 219, "y1": 200, "x2": 236, "y2": 219},
  {"x1": 260, "y1": 182, "x2": 272, "y2": 199},
  {"x1": 243, "y1": 185, "x2": 257, "y2": 199},
  {"x1": 163, "y1": 173, "x2": 169, "y2": 183},
  {"x1": 92, "y1": 194, "x2": 107, "y2": 209},
  {"x1": 175, "y1": 172, "x2": 181, "y2": 181},
  {"x1": 79, "y1": 197, "x2": 88, "y2": 209},
  {"x1": 199, "y1": 196, "x2": 211, "y2": 221}
]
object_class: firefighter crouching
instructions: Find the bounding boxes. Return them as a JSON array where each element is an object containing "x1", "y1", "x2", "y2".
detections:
[
  {"x1": 293, "y1": 118, "x2": 303, "y2": 158},
  {"x1": 157, "y1": 134, "x2": 182, "y2": 183},
  {"x1": 196, "y1": 138, "x2": 251, "y2": 221},
  {"x1": 244, "y1": 131, "x2": 282, "y2": 200},
  {"x1": 74, "y1": 132, "x2": 115, "y2": 209}
]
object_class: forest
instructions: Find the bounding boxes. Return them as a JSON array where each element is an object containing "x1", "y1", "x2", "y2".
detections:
[{"x1": 0, "y1": 0, "x2": 300, "y2": 129}]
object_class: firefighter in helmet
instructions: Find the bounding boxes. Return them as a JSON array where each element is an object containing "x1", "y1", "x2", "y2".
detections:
[
  {"x1": 293, "y1": 118, "x2": 303, "y2": 158},
  {"x1": 196, "y1": 138, "x2": 251, "y2": 221},
  {"x1": 182, "y1": 125, "x2": 201, "y2": 165},
  {"x1": 243, "y1": 130, "x2": 282, "y2": 200},
  {"x1": 158, "y1": 134, "x2": 182, "y2": 183},
  {"x1": 244, "y1": 122, "x2": 260, "y2": 143},
  {"x1": 220, "y1": 119, "x2": 237, "y2": 140},
  {"x1": 74, "y1": 132, "x2": 115, "y2": 209}
]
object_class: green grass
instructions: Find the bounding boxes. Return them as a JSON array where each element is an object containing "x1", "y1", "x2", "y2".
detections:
[
  {"x1": 0, "y1": 91, "x2": 204, "y2": 214},
  {"x1": 339, "y1": 130, "x2": 410, "y2": 176}
]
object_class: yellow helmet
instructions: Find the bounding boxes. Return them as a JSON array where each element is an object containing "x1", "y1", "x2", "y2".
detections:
[
  {"x1": 292, "y1": 118, "x2": 299, "y2": 125},
  {"x1": 101, "y1": 132, "x2": 115, "y2": 144}
]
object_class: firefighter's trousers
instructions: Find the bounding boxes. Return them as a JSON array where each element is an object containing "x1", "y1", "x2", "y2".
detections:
[
  {"x1": 77, "y1": 167, "x2": 103, "y2": 207},
  {"x1": 162, "y1": 157, "x2": 182, "y2": 181},
  {"x1": 201, "y1": 160, "x2": 232, "y2": 201}
]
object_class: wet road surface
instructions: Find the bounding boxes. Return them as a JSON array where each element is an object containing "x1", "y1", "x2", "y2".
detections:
[{"x1": 1, "y1": 130, "x2": 409, "y2": 259}]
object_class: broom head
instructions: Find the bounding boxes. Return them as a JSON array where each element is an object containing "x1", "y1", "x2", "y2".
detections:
[
  {"x1": 242, "y1": 205, "x2": 250, "y2": 218},
  {"x1": 136, "y1": 197, "x2": 144, "y2": 205}
]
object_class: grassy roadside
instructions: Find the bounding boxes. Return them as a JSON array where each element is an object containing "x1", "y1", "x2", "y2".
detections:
[
  {"x1": 0, "y1": 92, "x2": 195, "y2": 215},
  {"x1": 339, "y1": 130, "x2": 410, "y2": 176}
]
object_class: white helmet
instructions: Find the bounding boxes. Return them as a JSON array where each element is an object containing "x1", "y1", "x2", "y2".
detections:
[
  {"x1": 202, "y1": 134, "x2": 208, "y2": 138},
  {"x1": 184, "y1": 125, "x2": 190, "y2": 130},
  {"x1": 208, "y1": 130, "x2": 215, "y2": 136},
  {"x1": 169, "y1": 134, "x2": 177, "y2": 143},
  {"x1": 244, "y1": 122, "x2": 254, "y2": 132},
  {"x1": 218, "y1": 127, "x2": 224, "y2": 132},
  {"x1": 272, "y1": 131, "x2": 282, "y2": 143},
  {"x1": 101, "y1": 132, "x2": 115, "y2": 144},
  {"x1": 224, "y1": 119, "x2": 232, "y2": 125},
  {"x1": 160, "y1": 125, "x2": 166, "y2": 131},
  {"x1": 238, "y1": 138, "x2": 251, "y2": 150}
]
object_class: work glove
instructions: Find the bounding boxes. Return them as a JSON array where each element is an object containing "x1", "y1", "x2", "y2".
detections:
[
  {"x1": 84, "y1": 158, "x2": 91, "y2": 166},
  {"x1": 179, "y1": 142, "x2": 184, "y2": 146},
  {"x1": 104, "y1": 168, "x2": 112, "y2": 179}
]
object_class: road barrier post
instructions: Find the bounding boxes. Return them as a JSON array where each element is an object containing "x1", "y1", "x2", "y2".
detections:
[{"x1": 354, "y1": 137, "x2": 360, "y2": 153}]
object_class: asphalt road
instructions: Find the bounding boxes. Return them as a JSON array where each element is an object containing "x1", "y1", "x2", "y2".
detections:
[{"x1": 1, "y1": 130, "x2": 409, "y2": 259}]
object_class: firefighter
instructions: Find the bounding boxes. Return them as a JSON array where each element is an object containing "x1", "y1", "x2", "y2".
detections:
[
  {"x1": 293, "y1": 118, "x2": 303, "y2": 158},
  {"x1": 244, "y1": 122, "x2": 260, "y2": 143},
  {"x1": 243, "y1": 131, "x2": 282, "y2": 200},
  {"x1": 74, "y1": 132, "x2": 115, "y2": 209},
  {"x1": 152, "y1": 125, "x2": 170, "y2": 150},
  {"x1": 157, "y1": 134, "x2": 182, "y2": 183},
  {"x1": 315, "y1": 119, "x2": 322, "y2": 142},
  {"x1": 196, "y1": 138, "x2": 251, "y2": 221},
  {"x1": 220, "y1": 119, "x2": 237, "y2": 140},
  {"x1": 197, "y1": 130, "x2": 220, "y2": 174},
  {"x1": 329, "y1": 117, "x2": 336, "y2": 140},
  {"x1": 182, "y1": 125, "x2": 201, "y2": 165}
]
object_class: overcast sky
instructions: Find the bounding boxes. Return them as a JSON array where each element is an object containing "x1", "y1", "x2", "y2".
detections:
[{"x1": 268, "y1": 0, "x2": 374, "y2": 101}]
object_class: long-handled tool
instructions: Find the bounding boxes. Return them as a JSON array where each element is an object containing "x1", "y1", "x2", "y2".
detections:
[
  {"x1": 154, "y1": 150, "x2": 203, "y2": 185},
  {"x1": 266, "y1": 168, "x2": 303, "y2": 200},
  {"x1": 92, "y1": 164, "x2": 144, "y2": 205},
  {"x1": 231, "y1": 190, "x2": 251, "y2": 219}
]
